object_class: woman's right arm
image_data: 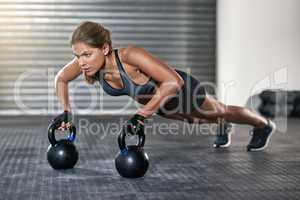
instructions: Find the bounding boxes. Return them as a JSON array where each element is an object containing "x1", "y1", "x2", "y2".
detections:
[{"x1": 54, "y1": 57, "x2": 82, "y2": 112}]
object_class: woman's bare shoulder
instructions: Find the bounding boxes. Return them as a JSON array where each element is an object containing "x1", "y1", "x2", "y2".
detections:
[
  {"x1": 117, "y1": 45, "x2": 140, "y2": 60},
  {"x1": 56, "y1": 58, "x2": 82, "y2": 82}
]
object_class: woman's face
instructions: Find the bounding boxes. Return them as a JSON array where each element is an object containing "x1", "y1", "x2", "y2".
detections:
[{"x1": 72, "y1": 42, "x2": 108, "y2": 77}]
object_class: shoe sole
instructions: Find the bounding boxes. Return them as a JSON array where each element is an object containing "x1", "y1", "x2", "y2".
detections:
[
  {"x1": 247, "y1": 121, "x2": 276, "y2": 151},
  {"x1": 213, "y1": 131, "x2": 232, "y2": 148}
]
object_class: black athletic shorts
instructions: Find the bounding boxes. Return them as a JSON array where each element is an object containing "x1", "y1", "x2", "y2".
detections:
[{"x1": 156, "y1": 69, "x2": 206, "y2": 116}]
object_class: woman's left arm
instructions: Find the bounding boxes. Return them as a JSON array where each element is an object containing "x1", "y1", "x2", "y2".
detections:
[{"x1": 123, "y1": 45, "x2": 184, "y2": 118}]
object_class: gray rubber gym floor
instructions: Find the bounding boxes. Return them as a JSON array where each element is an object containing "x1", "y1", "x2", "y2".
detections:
[{"x1": 0, "y1": 115, "x2": 299, "y2": 200}]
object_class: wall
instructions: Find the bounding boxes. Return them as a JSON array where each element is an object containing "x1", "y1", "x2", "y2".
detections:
[
  {"x1": 0, "y1": 0, "x2": 216, "y2": 115},
  {"x1": 217, "y1": 0, "x2": 300, "y2": 106}
]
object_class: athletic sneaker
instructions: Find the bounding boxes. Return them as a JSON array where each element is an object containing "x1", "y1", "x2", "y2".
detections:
[
  {"x1": 247, "y1": 119, "x2": 276, "y2": 151},
  {"x1": 213, "y1": 122, "x2": 233, "y2": 148}
]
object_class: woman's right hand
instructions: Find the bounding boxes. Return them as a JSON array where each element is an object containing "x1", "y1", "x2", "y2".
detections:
[{"x1": 52, "y1": 111, "x2": 72, "y2": 131}]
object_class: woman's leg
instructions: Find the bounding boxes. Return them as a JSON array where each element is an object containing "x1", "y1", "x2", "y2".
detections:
[
  {"x1": 157, "y1": 113, "x2": 214, "y2": 124},
  {"x1": 190, "y1": 95, "x2": 275, "y2": 151},
  {"x1": 191, "y1": 95, "x2": 268, "y2": 128},
  {"x1": 158, "y1": 92, "x2": 274, "y2": 151},
  {"x1": 157, "y1": 95, "x2": 268, "y2": 128}
]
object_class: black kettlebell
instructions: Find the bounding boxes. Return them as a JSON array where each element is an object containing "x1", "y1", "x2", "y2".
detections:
[
  {"x1": 47, "y1": 122, "x2": 79, "y2": 170},
  {"x1": 115, "y1": 125, "x2": 149, "y2": 178}
]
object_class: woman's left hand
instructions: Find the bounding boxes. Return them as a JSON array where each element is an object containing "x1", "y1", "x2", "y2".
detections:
[{"x1": 126, "y1": 114, "x2": 145, "y2": 135}]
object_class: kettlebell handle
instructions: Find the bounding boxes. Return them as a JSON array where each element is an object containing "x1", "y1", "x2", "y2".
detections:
[
  {"x1": 47, "y1": 121, "x2": 76, "y2": 146},
  {"x1": 118, "y1": 124, "x2": 145, "y2": 151}
]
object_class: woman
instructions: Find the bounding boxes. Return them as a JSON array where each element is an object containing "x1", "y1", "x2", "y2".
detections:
[{"x1": 53, "y1": 21, "x2": 275, "y2": 151}]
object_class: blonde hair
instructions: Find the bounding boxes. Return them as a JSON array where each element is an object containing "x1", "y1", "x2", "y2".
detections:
[{"x1": 70, "y1": 21, "x2": 112, "y2": 84}]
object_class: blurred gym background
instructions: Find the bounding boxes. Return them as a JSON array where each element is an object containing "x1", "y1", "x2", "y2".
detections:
[
  {"x1": 0, "y1": 0, "x2": 216, "y2": 115},
  {"x1": 1, "y1": 0, "x2": 299, "y2": 117}
]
